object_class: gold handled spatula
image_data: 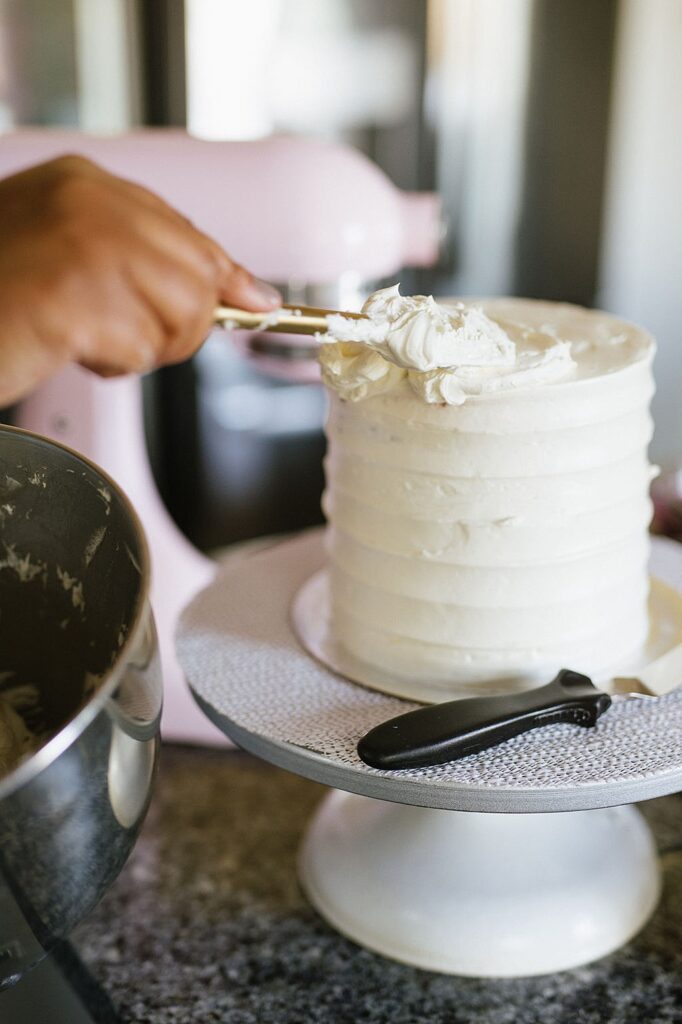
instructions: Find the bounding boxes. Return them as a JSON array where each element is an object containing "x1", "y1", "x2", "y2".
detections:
[{"x1": 213, "y1": 304, "x2": 367, "y2": 337}]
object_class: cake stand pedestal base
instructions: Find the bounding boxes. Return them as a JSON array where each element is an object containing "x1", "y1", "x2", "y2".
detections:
[
  {"x1": 177, "y1": 530, "x2": 682, "y2": 978},
  {"x1": 299, "y1": 792, "x2": 660, "y2": 977}
]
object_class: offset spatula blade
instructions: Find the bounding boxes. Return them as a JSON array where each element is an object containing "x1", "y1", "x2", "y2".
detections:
[
  {"x1": 358, "y1": 669, "x2": 612, "y2": 770},
  {"x1": 616, "y1": 640, "x2": 682, "y2": 697}
]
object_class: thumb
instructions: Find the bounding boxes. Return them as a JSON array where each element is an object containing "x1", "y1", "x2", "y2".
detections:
[
  {"x1": 190, "y1": 226, "x2": 283, "y2": 312},
  {"x1": 213, "y1": 250, "x2": 282, "y2": 312}
]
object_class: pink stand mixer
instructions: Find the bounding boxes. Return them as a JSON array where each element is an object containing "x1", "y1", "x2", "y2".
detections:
[{"x1": 0, "y1": 130, "x2": 441, "y2": 744}]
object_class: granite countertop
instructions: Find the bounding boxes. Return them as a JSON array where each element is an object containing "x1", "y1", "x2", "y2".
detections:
[{"x1": 71, "y1": 745, "x2": 682, "y2": 1024}]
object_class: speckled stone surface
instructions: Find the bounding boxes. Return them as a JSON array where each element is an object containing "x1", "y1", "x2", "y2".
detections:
[{"x1": 72, "y1": 746, "x2": 682, "y2": 1024}]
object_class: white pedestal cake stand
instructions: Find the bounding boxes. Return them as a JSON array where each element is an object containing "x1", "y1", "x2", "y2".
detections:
[{"x1": 176, "y1": 530, "x2": 682, "y2": 978}]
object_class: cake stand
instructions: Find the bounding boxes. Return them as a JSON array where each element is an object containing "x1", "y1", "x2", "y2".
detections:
[{"x1": 176, "y1": 530, "x2": 682, "y2": 977}]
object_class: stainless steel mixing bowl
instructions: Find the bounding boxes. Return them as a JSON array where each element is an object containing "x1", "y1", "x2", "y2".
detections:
[{"x1": 0, "y1": 424, "x2": 162, "y2": 989}]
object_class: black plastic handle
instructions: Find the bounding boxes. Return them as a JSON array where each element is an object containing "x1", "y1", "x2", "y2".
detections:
[{"x1": 357, "y1": 669, "x2": 612, "y2": 770}]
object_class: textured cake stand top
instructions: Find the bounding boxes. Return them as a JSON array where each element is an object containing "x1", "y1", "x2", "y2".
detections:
[{"x1": 176, "y1": 531, "x2": 682, "y2": 813}]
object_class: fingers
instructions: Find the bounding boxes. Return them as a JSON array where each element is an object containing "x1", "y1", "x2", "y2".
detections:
[
  {"x1": 72, "y1": 270, "x2": 165, "y2": 376},
  {"x1": 124, "y1": 247, "x2": 216, "y2": 366},
  {"x1": 104, "y1": 199, "x2": 282, "y2": 364},
  {"x1": 217, "y1": 259, "x2": 282, "y2": 312},
  {"x1": 50, "y1": 153, "x2": 284, "y2": 317},
  {"x1": 100, "y1": 167, "x2": 283, "y2": 313},
  {"x1": 0, "y1": 153, "x2": 285, "y2": 389}
]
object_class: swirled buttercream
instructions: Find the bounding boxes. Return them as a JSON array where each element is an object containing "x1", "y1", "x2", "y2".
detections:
[{"x1": 322, "y1": 285, "x2": 586, "y2": 405}]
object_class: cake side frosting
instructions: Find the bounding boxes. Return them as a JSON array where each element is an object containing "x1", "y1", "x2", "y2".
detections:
[{"x1": 320, "y1": 290, "x2": 655, "y2": 696}]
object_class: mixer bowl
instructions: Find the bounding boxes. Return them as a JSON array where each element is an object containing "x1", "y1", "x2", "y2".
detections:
[{"x1": 0, "y1": 424, "x2": 162, "y2": 989}]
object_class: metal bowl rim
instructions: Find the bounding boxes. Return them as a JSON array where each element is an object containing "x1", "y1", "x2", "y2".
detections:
[{"x1": 0, "y1": 422, "x2": 152, "y2": 801}]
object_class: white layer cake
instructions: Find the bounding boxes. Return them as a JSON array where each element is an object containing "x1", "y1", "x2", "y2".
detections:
[{"x1": 319, "y1": 289, "x2": 655, "y2": 700}]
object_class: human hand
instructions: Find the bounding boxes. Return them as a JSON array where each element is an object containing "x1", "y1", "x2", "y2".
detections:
[{"x1": 0, "y1": 155, "x2": 281, "y2": 405}]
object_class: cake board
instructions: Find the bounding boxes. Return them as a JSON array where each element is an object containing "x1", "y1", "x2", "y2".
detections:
[{"x1": 177, "y1": 529, "x2": 682, "y2": 977}]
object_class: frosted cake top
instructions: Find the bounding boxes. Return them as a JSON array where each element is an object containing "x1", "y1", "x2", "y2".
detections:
[{"x1": 320, "y1": 285, "x2": 654, "y2": 405}]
